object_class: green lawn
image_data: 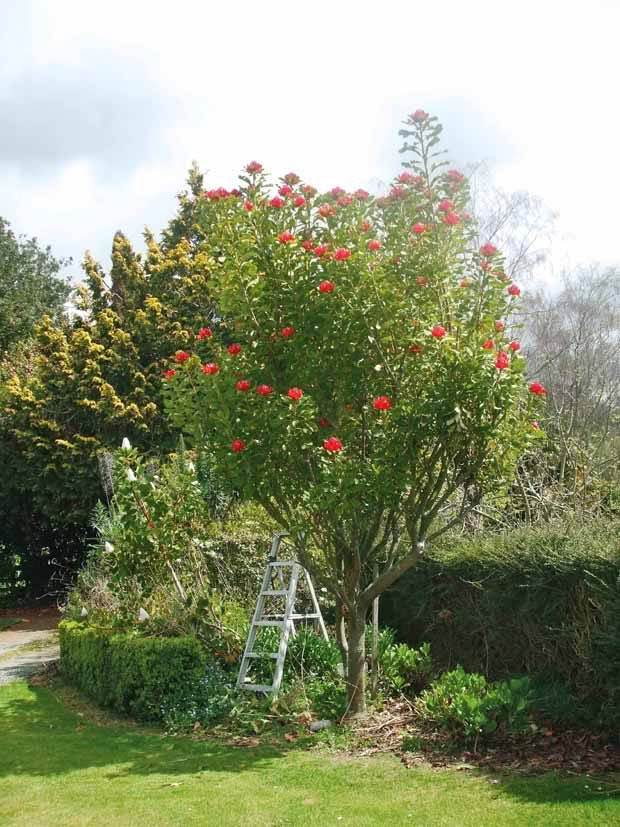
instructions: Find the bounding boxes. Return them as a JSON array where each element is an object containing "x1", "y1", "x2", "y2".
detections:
[{"x1": 0, "y1": 681, "x2": 619, "y2": 827}]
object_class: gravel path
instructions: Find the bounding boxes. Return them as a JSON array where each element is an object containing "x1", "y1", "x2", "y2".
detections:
[
  {"x1": 0, "y1": 611, "x2": 60, "y2": 685},
  {"x1": 0, "y1": 642, "x2": 60, "y2": 685}
]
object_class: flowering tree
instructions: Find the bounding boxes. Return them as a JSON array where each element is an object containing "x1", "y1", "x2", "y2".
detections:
[{"x1": 164, "y1": 111, "x2": 546, "y2": 715}]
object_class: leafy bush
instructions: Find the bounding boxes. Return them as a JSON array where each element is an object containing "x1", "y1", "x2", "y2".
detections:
[
  {"x1": 158, "y1": 662, "x2": 237, "y2": 732},
  {"x1": 250, "y1": 626, "x2": 342, "y2": 686},
  {"x1": 59, "y1": 620, "x2": 207, "y2": 722},
  {"x1": 416, "y1": 666, "x2": 533, "y2": 744},
  {"x1": 306, "y1": 677, "x2": 348, "y2": 720},
  {"x1": 379, "y1": 641, "x2": 432, "y2": 695}
]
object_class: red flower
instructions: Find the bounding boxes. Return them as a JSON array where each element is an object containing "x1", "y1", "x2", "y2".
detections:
[
  {"x1": 257, "y1": 384, "x2": 273, "y2": 396},
  {"x1": 480, "y1": 260, "x2": 491, "y2": 272},
  {"x1": 281, "y1": 326, "x2": 295, "y2": 338},
  {"x1": 482, "y1": 340, "x2": 494, "y2": 350},
  {"x1": 330, "y1": 187, "x2": 345, "y2": 198},
  {"x1": 373, "y1": 395, "x2": 392, "y2": 411},
  {"x1": 368, "y1": 239, "x2": 381, "y2": 251},
  {"x1": 323, "y1": 436, "x2": 343, "y2": 452},
  {"x1": 416, "y1": 276, "x2": 428, "y2": 286},
  {"x1": 354, "y1": 189, "x2": 370, "y2": 201},
  {"x1": 447, "y1": 169, "x2": 465, "y2": 184},
  {"x1": 228, "y1": 343, "x2": 242, "y2": 355},
  {"x1": 442, "y1": 212, "x2": 460, "y2": 226},
  {"x1": 431, "y1": 325, "x2": 446, "y2": 339},
  {"x1": 284, "y1": 172, "x2": 300, "y2": 185},
  {"x1": 202, "y1": 362, "x2": 219, "y2": 375},
  {"x1": 235, "y1": 379, "x2": 251, "y2": 391},
  {"x1": 509, "y1": 341, "x2": 521, "y2": 351},
  {"x1": 409, "y1": 343, "x2": 424, "y2": 354},
  {"x1": 319, "y1": 280, "x2": 335, "y2": 293},
  {"x1": 390, "y1": 186, "x2": 406, "y2": 200},
  {"x1": 197, "y1": 327, "x2": 212, "y2": 340},
  {"x1": 269, "y1": 197, "x2": 285, "y2": 208},
  {"x1": 244, "y1": 200, "x2": 254, "y2": 212},
  {"x1": 303, "y1": 184, "x2": 317, "y2": 196},
  {"x1": 231, "y1": 439, "x2": 246, "y2": 453},
  {"x1": 495, "y1": 352, "x2": 510, "y2": 370},
  {"x1": 411, "y1": 109, "x2": 429, "y2": 122},
  {"x1": 461, "y1": 212, "x2": 473, "y2": 223},
  {"x1": 318, "y1": 203, "x2": 336, "y2": 218},
  {"x1": 459, "y1": 279, "x2": 470, "y2": 288},
  {"x1": 318, "y1": 417, "x2": 330, "y2": 428},
  {"x1": 337, "y1": 194, "x2": 353, "y2": 207},
  {"x1": 314, "y1": 245, "x2": 328, "y2": 257},
  {"x1": 480, "y1": 243, "x2": 498, "y2": 257},
  {"x1": 398, "y1": 172, "x2": 416, "y2": 184},
  {"x1": 531, "y1": 421, "x2": 540, "y2": 430},
  {"x1": 163, "y1": 369, "x2": 176, "y2": 379},
  {"x1": 277, "y1": 231, "x2": 295, "y2": 244},
  {"x1": 495, "y1": 321, "x2": 505, "y2": 332},
  {"x1": 361, "y1": 221, "x2": 371, "y2": 233},
  {"x1": 411, "y1": 222, "x2": 426, "y2": 235},
  {"x1": 334, "y1": 248, "x2": 351, "y2": 261},
  {"x1": 175, "y1": 351, "x2": 190, "y2": 363},
  {"x1": 301, "y1": 239, "x2": 314, "y2": 251},
  {"x1": 245, "y1": 161, "x2": 263, "y2": 174},
  {"x1": 230, "y1": 189, "x2": 241, "y2": 197},
  {"x1": 529, "y1": 382, "x2": 547, "y2": 396},
  {"x1": 293, "y1": 196, "x2": 306, "y2": 208},
  {"x1": 287, "y1": 387, "x2": 303, "y2": 400},
  {"x1": 438, "y1": 199, "x2": 455, "y2": 212},
  {"x1": 508, "y1": 284, "x2": 521, "y2": 296},
  {"x1": 278, "y1": 184, "x2": 293, "y2": 197}
]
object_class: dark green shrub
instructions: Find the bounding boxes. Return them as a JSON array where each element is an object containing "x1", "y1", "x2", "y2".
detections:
[
  {"x1": 59, "y1": 620, "x2": 207, "y2": 722},
  {"x1": 379, "y1": 641, "x2": 432, "y2": 695},
  {"x1": 158, "y1": 663, "x2": 237, "y2": 732},
  {"x1": 306, "y1": 677, "x2": 348, "y2": 720}
]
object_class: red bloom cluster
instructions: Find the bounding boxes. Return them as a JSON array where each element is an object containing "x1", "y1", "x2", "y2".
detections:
[
  {"x1": 508, "y1": 284, "x2": 521, "y2": 296},
  {"x1": 482, "y1": 340, "x2": 493, "y2": 350},
  {"x1": 373, "y1": 395, "x2": 392, "y2": 411},
  {"x1": 245, "y1": 161, "x2": 263, "y2": 174},
  {"x1": 354, "y1": 189, "x2": 370, "y2": 201},
  {"x1": 447, "y1": 169, "x2": 465, "y2": 184},
  {"x1": 411, "y1": 110, "x2": 429, "y2": 122},
  {"x1": 416, "y1": 276, "x2": 428, "y2": 286},
  {"x1": 231, "y1": 439, "x2": 245, "y2": 453},
  {"x1": 509, "y1": 341, "x2": 521, "y2": 352},
  {"x1": 287, "y1": 387, "x2": 303, "y2": 400},
  {"x1": 411, "y1": 222, "x2": 426, "y2": 235},
  {"x1": 281, "y1": 326, "x2": 295, "y2": 338},
  {"x1": 529, "y1": 382, "x2": 547, "y2": 395},
  {"x1": 442, "y1": 212, "x2": 460, "y2": 226},
  {"x1": 205, "y1": 187, "x2": 231, "y2": 200},
  {"x1": 334, "y1": 248, "x2": 351, "y2": 261},
  {"x1": 438, "y1": 199, "x2": 455, "y2": 212},
  {"x1": 319, "y1": 280, "x2": 335, "y2": 293},
  {"x1": 257, "y1": 384, "x2": 273, "y2": 396},
  {"x1": 163, "y1": 369, "x2": 176, "y2": 379},
  {"x1": 301, "y1": 239, "x2": 314, "y2": 251},
  {"x1": 495, "y1": 352, "x2": 510, "y2": 370},
  {"x1": 277, "y1": 231, "x2": 295, "y2": 244},
  {"x1": 495, "y1": 321, "x2": 505, "y2": 332},
  {"x1": 293, "y1": 196, "x2": 306, "y2": 207},
  {"x1": 303, "y1": 185, "x2": 317, "y2": 196},
  {"x1": 175, "y1": 351, "x2": 190, "y2": 363},
  {"x1": 269, "y1": 197, "x2": 285, "y2": 208},
  {"x1": 202, "y1": 362, "x2": 219, "y2": 375},
  {"x1": 368, "y1": 239, "x2": 381, "y2": 251},
  {"x1": 409, "y1": 343, "x2": 424, "y2": 354},
  {"x1": 398, "y1": 172, "x2": 416, "y2": 184},
  {"x1": 431, "y1": 325, "x2": 446, "y2": 339},
  {"x1": 236, "y1": 379, "x2": 251, "y2": 391},
  {"x1": 323, "y1": 436, "x2": 343, "y2": 452},
  {"x1": 480, "y1": 243, "x2": 498, "y2": 257},
  {"x1": 197, "y1": 327, "x2": 212, "y2": 340},
  {"x1": 278, "y1": 184, "x2": 293, "y2": 197},
  {"x1": 318, "y1": 417, "x2": 330, "y2": 428},
  {"x1": 228, "y1": 343, "x2": 242, "y2": 355},
  {"x1": 284, "y1": 172, "x2": 300, "y2": 185},
  {"x1": 244, "y1": 200, "x2": 253, "y2": 212},
  {"x1": 337, "y1": 194, "x2": 353, "y2": 207},
  {"x1": 314, "y1": 245, "x2": 328, "y2": 257},
  {"x1": 390, "y1": 186, "x2": 406, "y2": 200},
  {"x1": 330, "y1": 187, "x2": 345, "y2": 198},
  {"x1": 319, "y1": 203, "x2": 335, "y2": 218}
]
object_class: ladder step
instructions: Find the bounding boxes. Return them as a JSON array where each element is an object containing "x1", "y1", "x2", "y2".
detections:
[
  {"x1": 253, "y1": 620, "x2": 284, "y2": 627},
  {"x1": 261, "y1": 590, "x2": 289, "y2": 596},
  {"x1": 245, "y1": 652, "x2": 278, "y2": 659},
  {"x1": 261, "y1": 613, "x2": 320, "y2": 620},
  {"x1": 241, "y1": 683, "x2": 273, "y2": 692},
  {"x1": 268, "y1": 561, "x2": 296, "y2": 567}
]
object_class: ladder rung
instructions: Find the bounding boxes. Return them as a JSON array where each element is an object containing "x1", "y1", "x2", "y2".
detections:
[
  {"x1": 268, "y1": 561, "x2": 296, "y2": 567},
  {"x1": 241, "y1": 684, "x2": 272, "y2": 692},
  {"x1": 291, "y1": 613, "x2": 319, "y2": 619},
  {"x1": 253, "y1": 620, "x2": 284, "y2": 627},
  {"x1": 245, "y1": 652, "x2": 278, "y2": 659},
  {"x1": 261, "y1": 590, "x2": 289, "y2": 596}
]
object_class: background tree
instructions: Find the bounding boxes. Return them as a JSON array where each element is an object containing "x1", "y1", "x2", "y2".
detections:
[{"x1": 165, "y1": 113, "x2": 543, "y2": 714}]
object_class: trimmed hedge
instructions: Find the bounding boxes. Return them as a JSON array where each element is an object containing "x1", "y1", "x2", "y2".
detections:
[
  {"x1": 381, "y1": 519, "x2": 620, "y2": 729},
  {"x1": 59, "y1": 621, "x2": 207, "y2": 722}
]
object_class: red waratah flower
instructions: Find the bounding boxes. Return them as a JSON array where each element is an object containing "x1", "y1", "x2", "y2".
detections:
[
  {"x1": 495, "y1": 321, "x2": 505, "y2": 332},
  {"x1": 529, "y1": 382, "x2": 547, "y2": 395},
  {"x1": 319, "y1": 280, "x2": 335, "y2": 293},
  {"x1": 373, "y1": 395, "x2": 392, "y2": 411},
  {"x1": 318, "y1": 417, "x2": 330, "y2": 428},
  {"x1": 390, "y1": 186, "x2": 406, "y2": 200},
  {"x1": 337, "y1": 194, "x2": 353, "y2": 207},
  {"x1": 197, "y1": 327, "x2": 212, "y2": 340},
  {"x1": 442, "y1": 212, "x2": 460, "y2": 226},
  {"x1": 447, "y1": 169, "x2": 465, "y2": 183},
  {"x1": 202, "y1": 362, "x2": 219, "y2": 375},
  {"x1": 398, "y1": 172, "x2": 416, "y2": 184},
  {"x1": 230, "y1": 189, "x2": 241, "y2": 197},
  {"x1": 323, "y1": 436, "x2": 343, "y2": 452},
  {"x1": 334, "y1": 248, "x2": 351, "y2": 261},
  {"x1": 301, "y1": 239, "x2": 314, "y2": 251},
  {"x1": 416, "y1": 276, "x2": 428, "y2": 286},
  {"x1": 508, "y1": 284, "x2": 521, "y2": 296},
  {"x1": 361, "y1": 221, "x2": 371, "y2": 233},
  {"x1": 231, "y1": 439, "x2": 246, "y2": 453},
  {"x1": 284, "y1": 172, "x2": 300, "y2": 185},
  {"x1": 509, "y1": 341, "x2": 521, "y2": 351},
  {"x1": 314, "y1": 245, "x2": 328, "y2": 257},
  {"x1": 278, "y1": 184, "x2": 293, "y2": 197},
  {"x1": 411, "y1": 222, "x2": 426, "y2": 235},
  {"x1": 495, "y1": 352, "x2": 510, "y2": 370},
  {"x1": 281, "y1": 326, "x2": 295, "y2": 338},
  {"x1": 531, "y1": 421, "x2": 540, "y2": 430},
  {"x1": 303, "y1": 184, "x2": 317, "y2": 196},
  {"x1": 246, "y1": 161, "x2": 263, "y2": 174},
  {"x1": 438, "y1": 199, "x2": 455, "y2": 212},
  {"x1": 269, "y1": 197, "x2": 285, "y2": 208},
  {"x1": 461, "y1": 212, "x2": 473, "y2": 223},
  {"x1": 409, "y1": 343, "x2": 424, "y2": 354},
  {"x1": 319, "y1": 203, "x2": 335, "y2": 218},
  {"x1": 175, "y1": 351, "x2": 190, "y2": 362},
  {"x1": 228, "y1": 343, "x2": 242, "y2": 355},
  {"x1": 163, "y1": 369, "x2": 176, "y2": 379},
  {"x1": 482, "y1": 340, "x2": 494, "y2": 350},
  {"x1": 256, "y1": 384, "x2": 273, "y2": 396},
  {"x1": 244, "y1": 200, "x2": 254, "y2": 212},
  {"x1": 354, "y1": 189, "x2": 370, "y2": 201},
  {"x1": 293, "y1": 196, "x2": 306, "y2": 208},
  {"x1": 480, "y1": 243, "x2": 498, "y2": 257},
  {"x1": 287, "y1": 387, "x2": 303, "y2": 400},
  {"x1": 235, "y1": 379, "x2": 251, "y2": 391},
  {"x1": 330, "y1": 187, "x2": 345, "y2": 198},
  {"x1": 277, "y1": 231, "x2": 295, "y2": 244},
  {"x1": 411, "y1": 109, "x2": 429, "y2": 122},
  {"x1": 368, "y1": 239, "x2": 381, "y2": 251},
  {"x1": 431, "y1": 325, "x2": 446, "y2": 339}
]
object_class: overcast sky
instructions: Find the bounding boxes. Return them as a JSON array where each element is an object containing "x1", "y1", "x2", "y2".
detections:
[{"x1": 2, "y1": 0, "x2": 618, "y2": 287}]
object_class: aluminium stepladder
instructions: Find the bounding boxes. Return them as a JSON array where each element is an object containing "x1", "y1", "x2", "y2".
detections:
[{"x1": 236, "y1": 532, "x2": 329, "y2": 695}]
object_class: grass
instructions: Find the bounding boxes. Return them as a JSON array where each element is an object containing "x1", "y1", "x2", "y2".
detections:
[
  {"x1": 0, "y1": 618, "x2": 23, "y2": 631},
  {"x1": 1, "y1": 682, "x2": 620, "y2": 826}
]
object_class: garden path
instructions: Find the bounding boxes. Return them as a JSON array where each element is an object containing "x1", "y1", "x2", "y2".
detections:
[{"x1": 0, "y1": 608, "x2": 60, "y2": 685}]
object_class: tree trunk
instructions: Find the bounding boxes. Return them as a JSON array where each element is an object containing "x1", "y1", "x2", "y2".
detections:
[{"x1": 345, "y1": 606, "x2": 368, "y2": 717}]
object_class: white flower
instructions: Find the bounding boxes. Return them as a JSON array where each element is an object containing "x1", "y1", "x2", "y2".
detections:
[
  {"x1": 138, "y1": 608, "x2": 150, "y2": 623},
  {"x1": 104, "y1": 541, "x2": 114, "y2": 554},
  {"x1": 126, "y1": 468, "x2": 137, "y2": 482},
  {"x1": 80, "y1": 607, "x2": 88, "y2": 617},
  {"x1": 121, "y1": 437, "x2": 132, "y2": 451},
  {"x1": 186, "y1": 461, "x2": 196, "y2": 473}
]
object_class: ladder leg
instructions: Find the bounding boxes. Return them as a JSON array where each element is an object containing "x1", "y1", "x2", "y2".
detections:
[
  {"x1": 304, "y1": 569, "x2": 329, "y2": 641},
  {"x1": 271, "y1": 563, "x2": 300, "y2": 694},
  {"x1": 237, "y1": 561, "x2": 273, "y2": 689}
]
